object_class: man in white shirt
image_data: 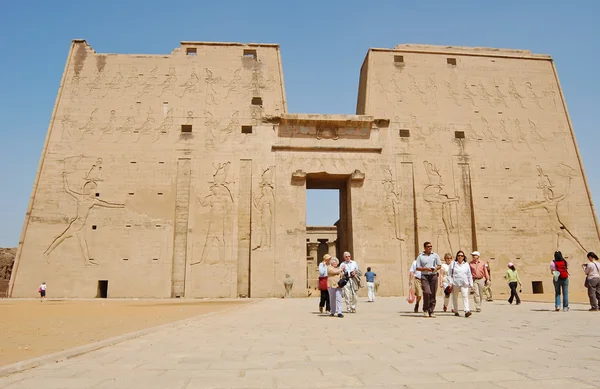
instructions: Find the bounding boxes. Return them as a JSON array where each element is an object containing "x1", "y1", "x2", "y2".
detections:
[
  {"x1": 409, "y1": 260, "x2": 423, "y2": 313},
  {"x1": 415, "y1": 241, "x2": 442, "y2": 318},
  {"x1": 318, "y1": 254, "x2": 331, "y2": 313},
  {"x1": 340, "y1": 251, "x2": 359, "y2": 313}
]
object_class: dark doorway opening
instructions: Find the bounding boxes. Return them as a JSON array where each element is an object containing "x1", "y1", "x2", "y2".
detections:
[
  {"x1": 97, "y1": 280, "x2": 108, "y2": 298},
  {"x1": 532, "y1": 281, "x2": 543, "y2": 294}
]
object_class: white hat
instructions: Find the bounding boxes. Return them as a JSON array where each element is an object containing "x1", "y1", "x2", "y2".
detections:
[{"x1": 471, "y1": 251, "x2": 480, "y2": 256}]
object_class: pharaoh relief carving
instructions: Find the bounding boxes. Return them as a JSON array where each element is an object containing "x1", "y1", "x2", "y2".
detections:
[
  {"x1": 519, "y1": 164, "x2": 587, "y2": 254},
  {"x1": 78, "y1": 109, "x2": 99, "y2": 141},
  {"x1": 192, "y1": 162, "x2": 234, "y2": 265},
  {"x1": 253, "y1": 166, "x2": 275, "y2": 251},
  {"x1": 525, "y1": 82, "x2": 543, "y2": 109},
  {"x1": 543, "y1": 83, "x2": 559, "y2": 111},
  {"x1": 159, "y1": 67, "x2": 178, "y2": 96},
  {"x1": 219, "y1": 111, "x2": 239, "y2": 144},
  {"x1": 381, "y1": 165, "x2": 403, "y2": 241},
  {"x1": 204, "y1": 111, "x2": 218, "y2": 151},
  {"x1": 205, "y1": 68, "x2": 222, "y2": 105},
  {"x1": 176, "y1": 71, "x2": 200, "y2": 98},
  {"x1": 423, "y1": 161, "x2": 459, "y2": 254},
  {"x1": 138, "y1": 67, "x2": 158, "y2": 97},
  {"x1": 43, "y1": 156, "x2": 124, "y2": 266},
  {"x1": 246, "y1": 63, "x2": 276, "y2": 95},
  {"x1": 508, "y1": 79, "x2": 525, "y2": 108}
]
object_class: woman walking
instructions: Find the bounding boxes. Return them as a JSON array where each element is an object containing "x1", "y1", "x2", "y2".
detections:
[
  {"x1": 327, "y1": 257, "x2": 344, "y2": 318},
  {"x1": 583, "y1": 252, "x2": 600, "y2": 311},
  {"x1": 550, "y1": 251, "x2": 569, "y2": 312},
  {"x1": 450, "y1": 250, "x2": 473, "y2": 318},
  {"x1": 440, "y1": 253, "x2": 454, "y2": 312},
  {"x1": 504, "y1": 263, "x2": 522, "y2": 305}
]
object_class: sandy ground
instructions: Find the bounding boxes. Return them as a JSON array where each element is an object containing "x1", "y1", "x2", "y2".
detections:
[{"x1": 0, "y1": 299, "x2": 247, "y2": 366}]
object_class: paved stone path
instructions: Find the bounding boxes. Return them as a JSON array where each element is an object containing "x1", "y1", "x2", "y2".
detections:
[{"x1": 1, "y1": 297, "x2": 600, "y2": 388}]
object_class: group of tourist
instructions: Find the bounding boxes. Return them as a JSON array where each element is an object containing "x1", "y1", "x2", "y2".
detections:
[{"x1": 317, "y1": 242, "x2": 600, "y2": 317}]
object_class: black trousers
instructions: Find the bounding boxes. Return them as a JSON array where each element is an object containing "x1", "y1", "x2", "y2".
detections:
[
  {"x1": 319, "y1": 289, "x2": 330, "y2": 311},
  {"x1": 421, "y1": 274, "x2": 438, "y2": 314},
  {"x1": 508, "y1": 281, "x2": 521, "y2": 304}
]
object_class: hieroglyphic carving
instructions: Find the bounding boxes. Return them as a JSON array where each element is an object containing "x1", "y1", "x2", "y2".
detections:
[
  {"x1": 224, "y1": 68, "x2": 243, "y2": 99},
  {"x1": 106, "y1": 71, "x2": 124, "y2": 96},
  {"x1": 316, "y1": 127, "x2": 339, "y2": 140},
  {"x1": 543, "y1": 83, "x2": 559, "y2": 111},
  {"x1": 88, "y1": 66, "x2": 107, "y2": 97},
  {"x1": 445, "y1": 81, "x2": 462, "y2": 106},
  {"x1": 423, "y1": 161, "x2": 459, "y2": 254},
  {"x1": 122, "y1": 69, "x2": 139, "y2": 96},
  {"x1": 508, "y1": 79, "x2": 525, "y2": 108},
  {"x1": 44, "y1": 156, "x2": 124, "y2": 265},
  {"x1": 477, "y1": 82, "x2": 495, "y2": 107},
  {"x1": 253, "y1": 166, "x2": 275, "y2": 250},
  {"x1": 160, "y1": 67, "x2": 177, "y2": 96},
  {"x1": 408, "y1": 74, "x2": 437, "y2": 108},
  {"x1": 511, "y1": 119, "x2": 533, "y2": 150},
  {"x1": 381, "y1": 165, "x2": 402, "y2": 241},
  {"x1": 205, "y1": 68, "x2": 222, "y2": 105},
  {"x1": 192, "y1": 162, "x2": 233, "y2": 265},
  {"x1": 113, "y1": 117, "x2": 136, "y2": 143},
  {"x1": 98, "y1": 110, "x2": 117, "y2": 141},
  {"x1": 462, "y1": 82, "x2": 478, "y2": 107},
  {"x1": 520, "y1": 164, "x2": 587, "y2": 253},
  {"x1": 246, "y1": 63, "x2": 276, "y2": 95},
  {"x1": 60, "y1": 113, "x2": 77, "y2": 140}
]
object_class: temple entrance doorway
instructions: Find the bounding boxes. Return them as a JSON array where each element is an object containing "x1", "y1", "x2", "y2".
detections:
[{"x1": 305, "y1": 173, "x2": 354, "y2": 291}]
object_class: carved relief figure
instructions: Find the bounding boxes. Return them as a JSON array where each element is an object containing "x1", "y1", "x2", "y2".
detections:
[
  {"x1": 445, "y1": 81, "x2": 461, "y2": 106},
  {"x1": 87, "y1": 66, "x2": 107, "y2": 97},
  {"x1": 44, "y1": 158, "x2": 124, "y2": 265},
  {"x1": 113, "y1": 117, "x2": 136, "y2": 143},
  {"x1": 520, "y1": 165, "x2": 587, "y2": 254},
  {"x1": 60, "y1": 113, "x2": 77, "y2": 141},
  {"x1": 205, "y1": 68, "x2": 222, "y2": 105},
  {"x1": 527, "y1": 119, "x2": 547, "y2": 150},
  {"x1": 477, "y1": 82, "x2": 495, "y2": 107},
  {"x1": 159, "y1": 67, "x2": 177, "y2": 96},
  {"x1": 508, "y1": 79, "x2": 525, "y2": 108},
  {"x1": 423, "y1": 161, "x2": 459, "y2": 254},
  {"x1": 543, "y1": 83, "x2": 559, "y2": 111},
  {"x1": 106, "y1": 71, "x2": 124, "y2": 96},
  {"x1": 462, "y1": 82, "x2": 478, "y2": 107},
  {"x1": 253, "y1": 166, "x2": 275, "y2": 250},
  {"x1": 192, "y1": 162, "x2": 233, "y2": 265},
  {"x1": 493, "y1": 79, "x2": 509, "y2": 108},
  {"x1": 224, "y1": 68, "x2": 243, "y2": 99},
  {"x1": 177, "y1": 71, "x2": 199, "y2": 98},
  {"x1": 381, "y1": 165, "x2": 403, "y2": 241},
  {"x1": 408, "y1": 74, "x2": 434, "y2": 106},
  {"x1": 512, "y1": 119, "x2": 533, "y2": 151},
  {"x1": 138, "y1": 67, "x2": 158, "y2": 97},
  {"x1": 219, "y1": 111, "x2": 239, "y2": 144},
  {"x1": 98, "y1": 110, "x2": 117, "y2": 141},
  {"x1": 133, "y1": 111, "x2": 156, "y2": 142},
  {"x1": 204, "y1": 111, "x2": 218, "y2": 150},
  {"x1": 246, "y1": 64, "x2": 276, "y2": 95},
  {"x1": 78, "y1": 109, "x2": 99, "y2": 140},
  {"x1": 121, "y1": 70, "x2": 139, "y2": 96},
  {"x1": 153, "y1": 109, "x2": 173, "y2": 142},
  {"x1": 525, "y1": 82, "x2": 543, "y2": 109}
]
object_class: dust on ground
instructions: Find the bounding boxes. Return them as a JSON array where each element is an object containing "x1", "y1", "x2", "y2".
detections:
[{"x1": 0, "y1": 298, "x2": 248, "y2": 366}]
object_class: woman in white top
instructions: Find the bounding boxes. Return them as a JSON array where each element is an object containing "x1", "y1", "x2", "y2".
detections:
[
  {"x1": 450, "y1": 250, "x2": 473, "y2": 318},
  {"x1": 439, "y1": 253, "x2": 454, "y2": 313},
  {"x1": 583, "y1": 252, "x2": 600, "y2": 311}
]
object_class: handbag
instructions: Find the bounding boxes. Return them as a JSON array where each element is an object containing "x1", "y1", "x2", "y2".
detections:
[
  {"x1": 337, "y1": 278, "x2": 347, "y2": 288},
  {"x1": 445, "y1": 262, "x2": 456, "y2": 294},
  {"x1": 318, "y1": 277, "x2": 328, "y2": 291},
  {"x1": 407, "y1": 288, "x2": 415, "y2": 304}
]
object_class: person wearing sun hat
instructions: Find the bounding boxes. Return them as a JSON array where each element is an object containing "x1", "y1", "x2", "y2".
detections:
[{"x1": 504, "y1": 262, "x2": 522, "y2": 305}]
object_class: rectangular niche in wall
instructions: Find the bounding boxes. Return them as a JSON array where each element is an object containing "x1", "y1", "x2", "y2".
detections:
[{"x1": 532, "y1": 281, "x2": 543, "y2": 294}]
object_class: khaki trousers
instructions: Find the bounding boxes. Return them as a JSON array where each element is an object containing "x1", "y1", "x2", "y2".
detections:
[{"x1": 472, "y1": 278, "x2": 486, "y2": 310}]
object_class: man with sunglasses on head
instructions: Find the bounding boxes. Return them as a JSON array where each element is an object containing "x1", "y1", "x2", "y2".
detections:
[{"x1": 415, "y1": 242, "x2": 442, "y2": 318}]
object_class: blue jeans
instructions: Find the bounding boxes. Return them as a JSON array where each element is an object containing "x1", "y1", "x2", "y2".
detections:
[{"x1": 553, "y1": 278, "x2": 569, "y2": 308}]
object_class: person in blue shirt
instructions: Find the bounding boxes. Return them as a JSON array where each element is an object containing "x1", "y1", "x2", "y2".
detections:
[{"x1": 364, "y1": 267, "x2": 377, "y2": 302}]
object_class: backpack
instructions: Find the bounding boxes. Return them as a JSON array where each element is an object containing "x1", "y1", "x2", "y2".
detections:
[{"x1": 554, "y1": 260, "x2": 569, "y2": 279}]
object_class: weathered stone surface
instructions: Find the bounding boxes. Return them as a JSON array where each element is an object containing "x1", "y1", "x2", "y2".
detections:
[{"x1": 7, "y1": 41, "x2": 600, "y2": 298}]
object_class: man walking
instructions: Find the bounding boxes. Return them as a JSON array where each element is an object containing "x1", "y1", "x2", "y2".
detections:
[
  {"x1": 409, "y1": 259, "x2": 423, "y2": 313},
  {"x1": 340, "y1": 251, "x2": 359, "y2": 313},
  {"x1": 365, "y1": 267, "x2": 377, "y2": 302},
  {"x1": 416, "y1": 242, "x2": 442, "y2": 318},
  {"x1": 318, "y1": 254, "x2": 331, "y2": 313},
  {"x1": 469, "y1": 251, "x2": 490, "y2": 312}
]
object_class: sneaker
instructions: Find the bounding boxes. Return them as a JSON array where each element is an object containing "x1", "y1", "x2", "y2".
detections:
[
  {"x1": 424, "y1": 312, "x2": 429, "y2": 317},
  {"x1": 555, "y1": 307, "x2": 560, "y2": 312},
  {"x1": 465, "y1": 311, "x2": 472, "y2": 318},
  {"x1": 454, "y1": 312, "x2": 460, "y2": 317},
  {"x1": 563, "y1": 307, "x2": 570, "y2": 312},
  {"x1": 337, "y1": 313, "x2": 344, "y2": 318},
  {"x1": 329, "y1": 313, "x2": 335, "y2": 317},
  {"x1": 443, "y1": 305, "x2": 447, "y2": 312}
]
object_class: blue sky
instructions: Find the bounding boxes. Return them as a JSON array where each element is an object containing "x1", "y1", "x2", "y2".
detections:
[{"x1": 0, "y1": 0, "x2": 599, "y2": 246}]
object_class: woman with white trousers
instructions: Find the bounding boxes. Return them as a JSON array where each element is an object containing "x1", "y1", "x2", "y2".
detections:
[{"x1": 450, "y1": 250, "x2": 474, "y2": 318}]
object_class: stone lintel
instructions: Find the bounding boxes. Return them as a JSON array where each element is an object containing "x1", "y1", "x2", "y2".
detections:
[
  {"x1": 276, "y1": 114, "x2": 379, "y2": 129},
  {"x1": 272, "y1": 145, "x2": 382, "y2": 153},
  {"x1": 372, "y1": 44, "x2": 552, "y2": 60}
]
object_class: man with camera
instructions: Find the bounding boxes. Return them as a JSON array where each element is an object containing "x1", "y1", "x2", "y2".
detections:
[
  {"x1": 340, "y1": 251, "x2": 359, "y2": 313},
  {"x1": 415, "y1": 242, "x2": 442, "y2": 318}
]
